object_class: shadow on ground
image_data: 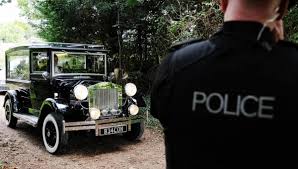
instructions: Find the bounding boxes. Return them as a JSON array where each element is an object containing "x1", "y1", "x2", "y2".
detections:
[{"x1": 14, "y1": 121, "x2": 142, "y2": 156}]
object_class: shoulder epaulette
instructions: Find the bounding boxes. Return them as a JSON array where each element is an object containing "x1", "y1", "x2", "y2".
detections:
[{"x1": 169, "y1": 38, "x2": 204, "y2": 52}]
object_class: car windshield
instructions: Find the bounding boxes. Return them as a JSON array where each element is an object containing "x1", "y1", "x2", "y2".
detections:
[{"x1": 53, "y1": 52, "x2": 105, "y2": 75}]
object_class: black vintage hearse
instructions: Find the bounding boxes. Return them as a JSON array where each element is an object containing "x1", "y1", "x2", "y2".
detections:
[{"x1": 2, "y1": 43, "x2": 145, "y2": 154}]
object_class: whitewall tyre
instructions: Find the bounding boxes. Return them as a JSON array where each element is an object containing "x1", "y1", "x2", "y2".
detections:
[
  {"x1": 42, "y1": 113, "x2": 68, "y2": 154},
  {"x1": 4, "y1": 99, "x2": 17, "y2": 128}
]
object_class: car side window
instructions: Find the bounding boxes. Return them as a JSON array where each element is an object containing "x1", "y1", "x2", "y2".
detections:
[
  {"x1": 32, "y1": 52, "x2": 48, "y2": 72},
  {"x1": 6, "y1": 49, "x2": 30, "y2": 80}
]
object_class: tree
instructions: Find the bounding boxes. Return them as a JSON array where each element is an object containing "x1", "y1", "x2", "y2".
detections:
[
  {"x1": 12, "y1": 0, "x2": 236, "y2": 92},
  {"x1": 0, "y1": 0, "x2": 11, "y2": 6},
  {"x1": 18, "y1": 0, "x2": 298, "y2": 93},
  {"x1": 285, "y1": 5, "x2": 298, "y2": 43},
  {"x1": 21, "y1": 0, "x2": 167, "y2": 67},
  {"x1": 0, "y1": 21, "x2": 35, "y2": 43}
]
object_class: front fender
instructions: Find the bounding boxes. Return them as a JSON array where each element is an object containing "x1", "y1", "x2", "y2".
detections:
[
  {"x1": 40, "y1": 98, "x2": 69, "y2": 115},
  {"x1": 3, "y1": 90, "x2": 19, "y2": 113},
  {"x1": 38, "y1": 99, "x2": 69, "y2": 127}
]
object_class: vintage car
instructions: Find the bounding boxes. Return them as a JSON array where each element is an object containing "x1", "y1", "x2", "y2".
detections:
[{"x1": 1, "y1": 43, "x2": 145, "y2": 154}]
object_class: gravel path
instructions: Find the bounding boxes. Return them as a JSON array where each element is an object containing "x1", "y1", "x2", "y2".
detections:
[{"x1": 0, "y1": 96, "x2": 165, "y2": 169}]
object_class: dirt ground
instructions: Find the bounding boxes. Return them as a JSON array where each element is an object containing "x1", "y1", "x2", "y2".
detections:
[{"x1": 0, "y1": 96, "x2": 166, "y2": 169}]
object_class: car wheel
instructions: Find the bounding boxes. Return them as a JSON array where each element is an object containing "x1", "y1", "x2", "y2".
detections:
[
  {"x1": 4, "y1": 99, "x2": 17, "y2": 128},
  {"x1": 123, "y1": 121, "x2": 144, "y2": 141},
  {"x1": 42, "y1": 113, "x2": 68, "y2": 154}
]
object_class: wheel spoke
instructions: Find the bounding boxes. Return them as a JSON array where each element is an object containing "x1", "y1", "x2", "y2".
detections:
[
  {"x1": 45, "y1": 122, "x2": 57, "y2": 147},
  {"x1": 5, "y1": 105, "x2": 10, "y2": 122}
]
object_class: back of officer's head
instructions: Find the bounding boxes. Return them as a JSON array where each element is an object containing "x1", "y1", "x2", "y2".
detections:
[{"x1": 220, "y1": 0, "x2": 288, "y2": 21}]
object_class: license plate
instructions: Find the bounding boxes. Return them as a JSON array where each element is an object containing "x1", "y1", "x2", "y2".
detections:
[{"x1": 100, "y1": 125, "x2": 127, "y2": 136}]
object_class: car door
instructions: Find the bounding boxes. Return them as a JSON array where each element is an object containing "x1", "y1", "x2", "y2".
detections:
[{"x1": 29, "y1": 50, "x2": 52, "y2": 115}]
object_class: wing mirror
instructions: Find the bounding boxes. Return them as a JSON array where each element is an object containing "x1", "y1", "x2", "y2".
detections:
[{"x1": 42, "y1": 72, "x2": 50, "y2": 80}]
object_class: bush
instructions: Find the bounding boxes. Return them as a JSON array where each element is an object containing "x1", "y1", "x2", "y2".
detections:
[{"x1": 140, "y1": 95, "x2": 163, "y2": 130}]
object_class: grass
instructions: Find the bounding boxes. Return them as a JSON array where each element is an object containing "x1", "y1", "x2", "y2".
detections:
[
  {"x1": 144, "y1": 111, "x2": 163, "y2": 131},
  {"x1": 0, "y1": 160, "x2": 2, "y2": 169}
]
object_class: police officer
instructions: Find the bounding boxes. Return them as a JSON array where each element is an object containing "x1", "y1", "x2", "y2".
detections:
[{"x1": 151, "y1": 0, "x2": 298, "y2": 168}]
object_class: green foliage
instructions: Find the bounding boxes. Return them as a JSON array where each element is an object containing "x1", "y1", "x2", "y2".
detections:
[
  {"x1": 285, "y1": 5, "x2": 298, "y2": 43},
  {"x1": 146, "y1": 113, "x2": 163, "y2": 130},
  {"x1": 23, "y1": 0, "x2": 166, "y2": 74},
  {"x1": 18, "y1": 0, "x2": 298, "y2": 93},
  {"x1": 165, "y1": 1, "x2": 222, "y2": 44},
  {"x1": 13, "y1": 0, "x2": 221, "y2": 93},
  {"x1": 13, "y1": 60, "x2": 29, "y2": 80},
  {"x1": 0, "y1": 21, "x2": 35, "y2": 43},
  {"x1": 141, "y1": 95, "x2": 163, "y2": 130},
  {"x1": 7, "y1": 50, "x2": 30, "y2": 80},
  {"x1": 127, "y1": 0, "x2": 138, "y2": 6},
  {"x1": 0, "y1": 0, "x2": 11, "y2": 6}
]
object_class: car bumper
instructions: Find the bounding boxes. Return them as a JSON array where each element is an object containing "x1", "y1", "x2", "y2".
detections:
[{"x1": 63, "y1": 116, "x2": 143, "y2": 136}]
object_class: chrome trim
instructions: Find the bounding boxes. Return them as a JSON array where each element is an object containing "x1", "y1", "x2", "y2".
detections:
[
  {"x1": 63, "y1": 117, "x2": 143, "y2": 136},
  {"x1": 104, "y1": 54, "x2": 107, "y2": 76},
  {"x1": 90, "y1": 88, "x2": 120, "y2": 117},
  {"x1": 6, "y1": 79, "x2": 31, "y2": 84},
  {"x1": 96, "y1": 122, "x2": 128, "y2": 136}
]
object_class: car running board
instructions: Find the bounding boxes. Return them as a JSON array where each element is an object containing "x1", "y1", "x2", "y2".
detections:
[{"x1": 13, "y1": 113, "x2": 38, "y2": 127}]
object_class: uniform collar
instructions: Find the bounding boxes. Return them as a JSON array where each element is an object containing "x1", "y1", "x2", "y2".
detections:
[{"x1": 220, "y1": 21, "x2": 275, "y2": 44}]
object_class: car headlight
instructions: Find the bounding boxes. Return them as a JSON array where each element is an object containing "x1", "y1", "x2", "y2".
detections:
[
  {"x1": 74, "y1": 84, "x2": 88, "y2": 100},
  {"x1": 125, "y1": 83, "x2": 137, "y2": 97},
  {"x1": 89, "y1": 108, "x2": 101, "y2": 120},
  {"x1": 128, "y1": 104, "x2": 139, "y2": 116}
]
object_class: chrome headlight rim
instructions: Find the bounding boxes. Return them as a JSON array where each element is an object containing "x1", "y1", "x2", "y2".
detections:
[
  {"x1": 128, "y1": 104, "x2": 139, "y2": 116},
  {"x1": 73, "y1": 84, "x2": 88, "y2": 100},
  {"x1": 125, "y1": 83, "x2": 137, "y2": 97}
]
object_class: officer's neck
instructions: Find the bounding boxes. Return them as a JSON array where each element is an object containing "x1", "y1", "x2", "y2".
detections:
[{"x1": 224, "y1": 3, "x2": 272, "y2": 24}]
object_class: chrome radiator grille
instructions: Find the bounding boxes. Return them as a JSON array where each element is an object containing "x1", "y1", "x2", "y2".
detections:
[
  {"x1": 89, "y1": 89, "x2": 119, "y2": 116},
  {"x1": 92, "y1": 89, "x2": 118, "y2": 110}
]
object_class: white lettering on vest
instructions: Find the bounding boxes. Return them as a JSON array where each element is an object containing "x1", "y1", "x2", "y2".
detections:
[
  {"x1": 224, "y1": 94, "x2": 241, "y2": 116},
  {"x1": 206, "y1": 93, "x2": 224, "y2": 114},
  {"x1": 192, "y1": 91, "x2": 275, "y2": 119},
  {"x1": 192, "y1": 92, "x2": 206, "y2": 111},
  {"x1": 240, "y1": 96, "x2": 258, "y2": 118},
  {"x1": 259, "y1": 97, "x2": 275, "y2": 119}
]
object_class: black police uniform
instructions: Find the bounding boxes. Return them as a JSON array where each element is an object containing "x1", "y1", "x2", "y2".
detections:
[{"x1": 151, "y1": 21, "x2": 298, "y2": 169}]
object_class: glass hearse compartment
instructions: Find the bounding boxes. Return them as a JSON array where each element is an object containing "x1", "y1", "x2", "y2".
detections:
[{"x1": 2, "y1": 43, "x2": 145, "y2": 154}]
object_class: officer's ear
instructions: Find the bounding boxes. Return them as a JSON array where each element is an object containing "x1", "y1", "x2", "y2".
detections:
[
  {"x1": 277, "y1": 0, "x2": 289, "y2": 20},
  {"x1": 219, "y1": 0, "x2": 228, "y2": 13}
]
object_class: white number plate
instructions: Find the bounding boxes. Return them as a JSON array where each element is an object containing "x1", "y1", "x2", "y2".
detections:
[{"x1": 100, "y1": 125, "x2": 127, "y2": 136}]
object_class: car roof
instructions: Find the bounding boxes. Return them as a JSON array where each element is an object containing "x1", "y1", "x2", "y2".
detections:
[{"x1": 6, "y1": 42, "x2": 108, "y2": 53}]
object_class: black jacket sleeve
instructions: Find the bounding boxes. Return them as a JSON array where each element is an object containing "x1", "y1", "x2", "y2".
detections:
[
  {"x1": 150, "y1": 39, "x2": 214, "y2": 127},
  {"x1": 150, "y1": 53, "x2": 174, "y2": 126}
]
